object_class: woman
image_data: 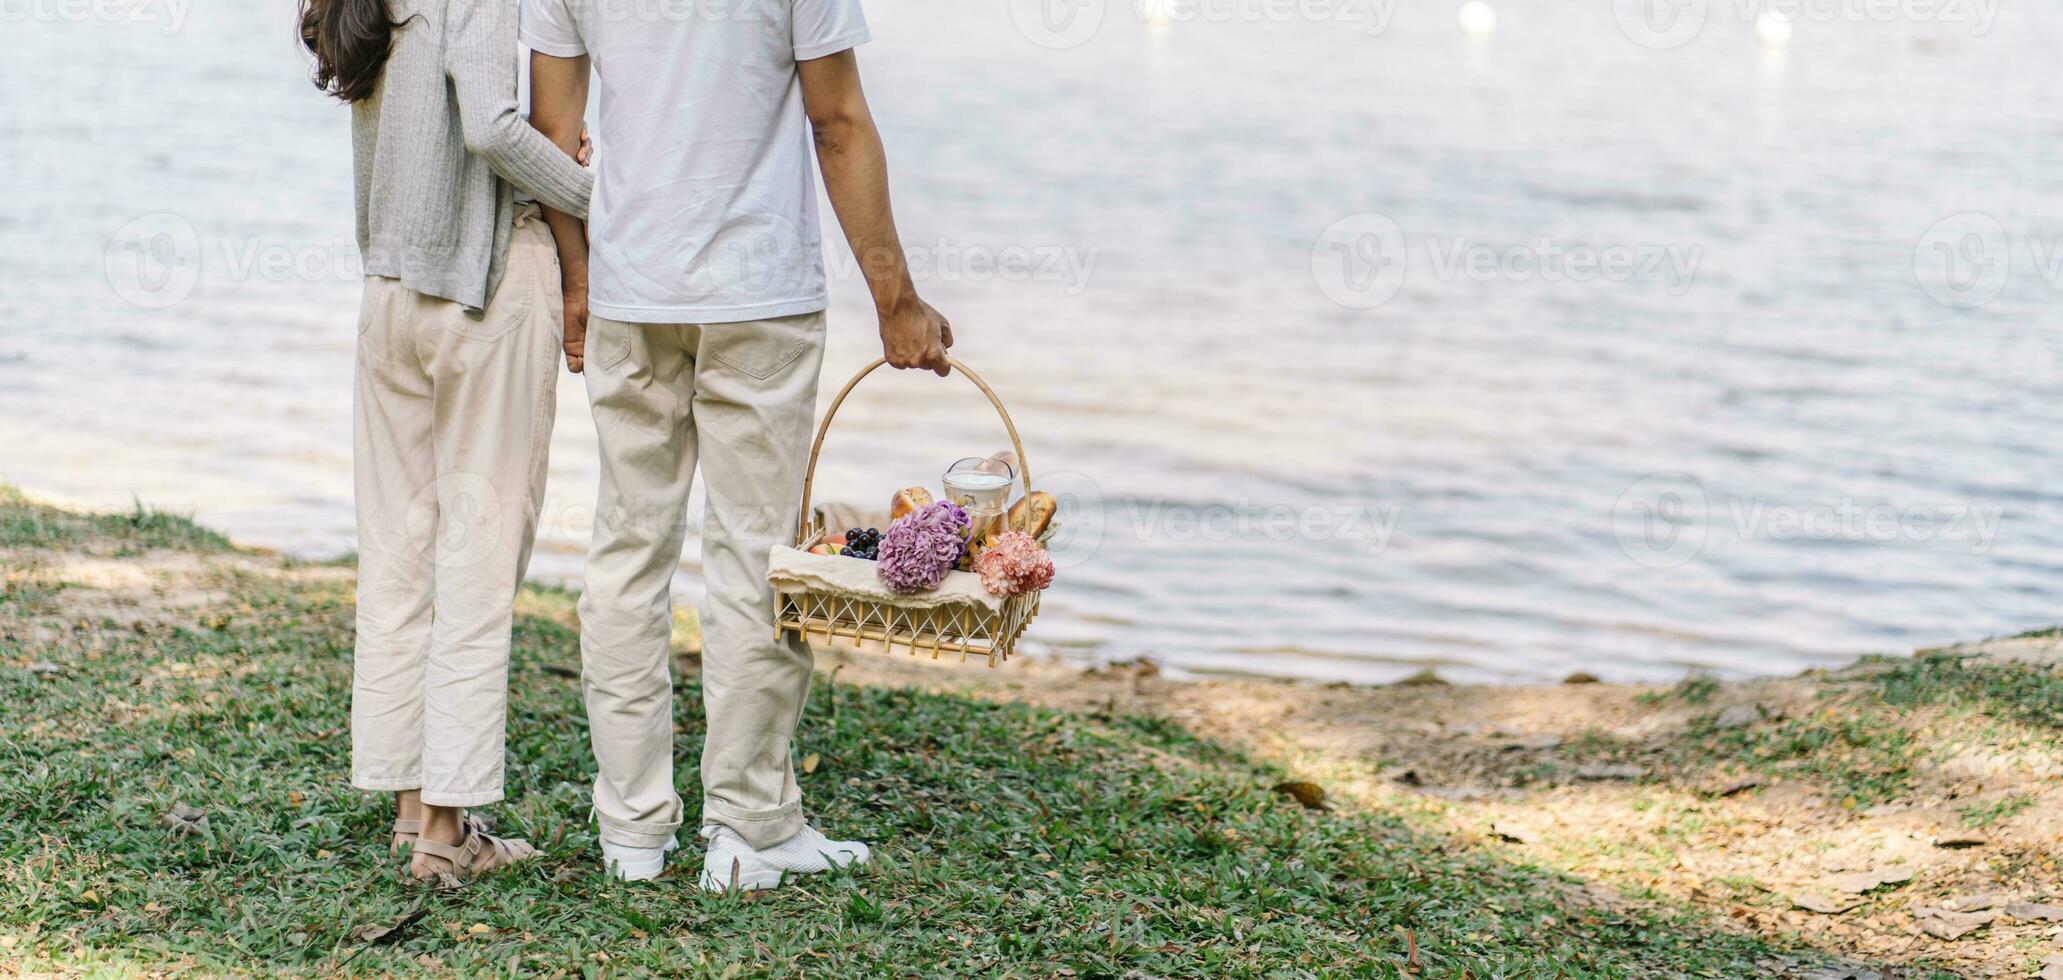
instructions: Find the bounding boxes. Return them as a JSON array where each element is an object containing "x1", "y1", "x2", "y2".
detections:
[{"x1": 301, "y1": 0, "x2": 589, "y2": 883}]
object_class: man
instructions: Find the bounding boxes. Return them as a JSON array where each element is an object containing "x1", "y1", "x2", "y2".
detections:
[{"x1": 523, "y1": 0, "x2": 952, "y2": 889}]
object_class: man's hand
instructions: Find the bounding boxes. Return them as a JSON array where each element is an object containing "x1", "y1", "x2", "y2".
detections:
[{"x1": 879, "y1": 297, "x2": 952, "y2": 376}]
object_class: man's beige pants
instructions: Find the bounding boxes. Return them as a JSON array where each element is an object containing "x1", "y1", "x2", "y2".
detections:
[
  {"x1": 578, "y1": 311, "x2": 825, "y2": 850},
  {"x1": 350, "y1": 206, "x2": 562, "y2": 806}
]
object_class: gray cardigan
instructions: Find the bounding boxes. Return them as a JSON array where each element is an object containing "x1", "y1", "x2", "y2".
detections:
[{"x1": 352, "y1": 0, "x2": 591, "y2": 313}]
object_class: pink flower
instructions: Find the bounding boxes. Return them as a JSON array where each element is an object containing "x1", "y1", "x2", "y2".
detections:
[
  {"x1": 876, "y1": 501, "x2": 970, "y2": 593},
  {"x1": 973, "y1": 531, "x2": 1054, "y2": 598}
]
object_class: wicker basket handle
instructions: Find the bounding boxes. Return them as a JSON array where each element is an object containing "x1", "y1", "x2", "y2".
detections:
[{"x1": 797, "y1": 357, "x2": 1031, "y2": 546}]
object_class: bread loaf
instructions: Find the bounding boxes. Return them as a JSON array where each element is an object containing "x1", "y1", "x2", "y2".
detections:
[
  {"x1": 890, "y1": 486, "x2": 933, "y2": 522},
  {"x1": 1007, "y1": 491, "x2": 1056, "y2": 539},
  {"x1": 976, "y1": 451, "x2": 1018, "y2": 478}
]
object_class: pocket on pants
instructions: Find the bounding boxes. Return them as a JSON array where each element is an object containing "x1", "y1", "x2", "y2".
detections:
[
  {"x1": 449, "y1": 255, "x2": 535, "y2": 343},
  {"x1": 708, "y1": 312, "x2": 825, "y2": 380},
  {"x1": 591, "y1": 318, "x2": 633, "y2": 373}
]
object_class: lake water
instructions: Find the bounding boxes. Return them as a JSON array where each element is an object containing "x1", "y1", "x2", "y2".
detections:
[{"x1": 4, "y1": 0, "x2": 2060, "y2": 684}]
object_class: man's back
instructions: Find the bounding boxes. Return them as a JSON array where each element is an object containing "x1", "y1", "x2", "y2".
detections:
[{"x1": 520, "y1": 0, "x2": 870, "y2": 324}]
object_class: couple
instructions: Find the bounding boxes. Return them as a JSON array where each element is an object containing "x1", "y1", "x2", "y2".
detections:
[{"x1": 302, "y1": 0, "x2": 950, "y2": 889}]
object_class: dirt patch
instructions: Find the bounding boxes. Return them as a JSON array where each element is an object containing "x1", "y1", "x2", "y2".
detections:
[{"x1": 823, "y1": 645, "x2": 2063, "y2": 977}]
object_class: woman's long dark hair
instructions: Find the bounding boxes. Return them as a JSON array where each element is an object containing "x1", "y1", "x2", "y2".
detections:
[{"x1": 299, "y1": 0, "x2": 392, "y2": 103}]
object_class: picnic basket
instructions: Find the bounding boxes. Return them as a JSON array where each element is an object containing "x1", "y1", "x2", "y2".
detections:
[{"x1": 771, "y1": 357, "x2": 1044, "y2": 667}]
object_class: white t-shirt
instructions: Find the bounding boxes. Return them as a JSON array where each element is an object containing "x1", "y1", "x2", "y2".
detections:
[{"x1": 519, "y1": 0, "x2": 870, "y2": 323}]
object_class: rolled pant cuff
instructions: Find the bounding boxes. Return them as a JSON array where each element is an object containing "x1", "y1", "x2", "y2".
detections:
[
  {"x1": 597, "y1": 812, "x2": 684, "y2": 850},
  {"x1": 418, "y1": 788, "x2": 505, "y2": 808},
  {"x1": 353, "y1": 773, "x2": 423, "y2": 793},
  {"x1": 702, "y1": 799, "x2": 804, "y2": 850}
]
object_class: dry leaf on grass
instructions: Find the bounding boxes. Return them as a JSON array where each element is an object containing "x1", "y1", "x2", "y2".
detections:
[
  {"x1": 2003, "y1": 902, "x2": 2063, "y2": 922},
  {"x1": 802, "y1": 753, "x2": 821, "y2": 775},
  {"x1": 1823, "y1": 867, "x2": 1913, "y2": 895},
  {"x1": 1911, "y1": 906, "x2": 1999, "y2": 940},
  {"x1": 1790, "y1": 893, "x2": 1862, "y2": 915},
  {"x1": 1492, "y1": 821, "x2": 1541, "y2": 845},
  {"x1": 350, "y1": 909, "x2": 427, "y2": 945},
  {"x1": 1575, "y1": 763, "x2": 1645, "y2": 781},
  {"x1": 1936, "y1": 893, "x2": 2006, "y2": 913},
  {"x1": 1713, "y1": 705, "x2": 1761, "y2": 730},
  {"x1": 158, "y1": 803, "x2": 208, "y2": 838},
  {"x1": 1699, "y1": 775, "x2": 1763, "y2": 798},
  {"x1": 1270, "y1": 781, "x2": 1329, "y2": 810}
]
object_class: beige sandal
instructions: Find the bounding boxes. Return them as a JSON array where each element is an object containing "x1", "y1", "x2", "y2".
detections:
[
  {"x1": 392, "y1": 812, "x2": 494, "y2": 849},
  {"x1": 407, "y1": 818, "x2": 538, "y2": 888}
]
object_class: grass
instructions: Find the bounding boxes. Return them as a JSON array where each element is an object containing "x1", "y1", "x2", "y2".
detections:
[
  {"x1": 0, "y1": 491, "x2": 1821, "y2": 976},
  {"x1": 1553, "y1": 649, "x2": 2063, "y2": 811},
  {"x1": 0, "y1": 485, "x2": 229, "y2": 554}
]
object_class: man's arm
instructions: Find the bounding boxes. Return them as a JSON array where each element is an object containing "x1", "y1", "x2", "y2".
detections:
[
  {"x1": 529, "y1": 51, "x2": 592, "y2": 373},
  {"x1": 798, "y1": 50, "x2": 952, "y2": 377}
]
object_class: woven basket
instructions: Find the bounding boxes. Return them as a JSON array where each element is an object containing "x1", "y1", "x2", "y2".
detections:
[{"x1": 773, "y1": 357, "x2": 1043, "y2": 667}]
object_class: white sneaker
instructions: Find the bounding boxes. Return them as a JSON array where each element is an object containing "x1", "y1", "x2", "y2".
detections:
[
  {"x1": 698, "y1": 824, "x2": 870, "y2": 893},
  {"x1": 601, "y1": 836, "x2": 678, "y2": 882}
]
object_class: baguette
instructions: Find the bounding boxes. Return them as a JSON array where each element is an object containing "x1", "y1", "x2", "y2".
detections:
[{"x1": 1007, "y1": 491, "x2": 1056, "y2": 539}]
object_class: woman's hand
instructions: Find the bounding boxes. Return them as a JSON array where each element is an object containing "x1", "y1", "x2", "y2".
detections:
[
  {"x1": 562, "y1": 277, "x2": 589, "y2": 373},
  {"x1": 576, "y1": 126, "x2": 593, "y2": 166}
]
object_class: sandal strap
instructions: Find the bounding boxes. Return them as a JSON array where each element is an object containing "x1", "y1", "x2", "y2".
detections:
[
  {"x1": 411, "y1": 830, "x2": 485, "y2": 871},
  {"x1": 392, "y1": 818, "x2": 423, "y2": 836}
]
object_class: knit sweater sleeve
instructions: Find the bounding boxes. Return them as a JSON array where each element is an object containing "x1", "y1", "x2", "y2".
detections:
[{"x1": 442, "y1": 0, "x2": 592, "y2": 219}]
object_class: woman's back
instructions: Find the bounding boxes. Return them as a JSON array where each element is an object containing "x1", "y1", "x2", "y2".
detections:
[{"x1": 318, "y1": 0, "x2": 589, "y2": 311}]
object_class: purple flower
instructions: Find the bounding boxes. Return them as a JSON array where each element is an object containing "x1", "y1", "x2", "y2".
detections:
[{"x1": 876, "y1": 501, "x2": 970, "y2": 593}]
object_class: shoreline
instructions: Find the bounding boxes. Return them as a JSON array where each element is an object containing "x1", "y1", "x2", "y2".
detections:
[{"x1": 7, "y1": 486, "x2": 2063, "y2": 974}]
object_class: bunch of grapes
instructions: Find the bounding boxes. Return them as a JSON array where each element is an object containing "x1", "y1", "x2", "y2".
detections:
[{"x1": 843, "y1": 527, "x2": 883, "y2": 560}]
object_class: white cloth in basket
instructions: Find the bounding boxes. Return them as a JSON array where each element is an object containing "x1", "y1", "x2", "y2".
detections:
[{"x1": 766, "y1": 546, "x2": 1006, "y2": 613}]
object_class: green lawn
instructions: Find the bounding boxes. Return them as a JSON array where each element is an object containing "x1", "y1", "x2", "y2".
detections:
[{"x1": 0, "y1": 493, "x2": 1815, "y2": 977}]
